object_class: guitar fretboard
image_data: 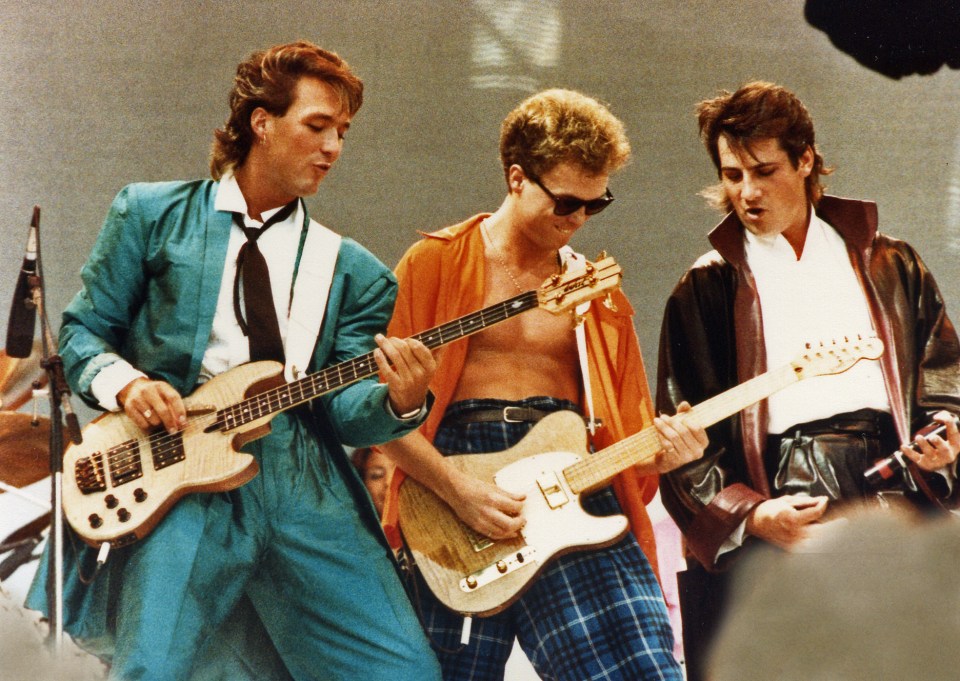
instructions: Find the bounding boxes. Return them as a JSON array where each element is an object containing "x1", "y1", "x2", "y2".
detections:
[{"x1": 212, "y1": 291, "x2": 541, "y2": 431}]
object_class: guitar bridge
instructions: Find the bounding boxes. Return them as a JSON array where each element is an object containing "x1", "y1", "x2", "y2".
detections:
[
  {"x1": 459, "y1": 546, "x2": 538, "y2": 593},
  {"x1": 464, "y1": 526, "x2": 494, "y2": 553},
  {"x1": 75, "y1": 452, "x2": 107, "y2": 494}
]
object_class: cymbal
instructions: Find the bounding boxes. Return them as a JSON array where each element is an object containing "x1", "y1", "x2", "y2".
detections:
[
  {"x1": 0, "y1": 412, "x2": 51, "y2": 490},
  {"x1": 0, "y1": 342, "x2": 47, "y2": 411}
]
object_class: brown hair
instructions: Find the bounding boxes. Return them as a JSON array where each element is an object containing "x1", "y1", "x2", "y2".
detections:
[
  {"x1": 499, "y1": 89, "x2": 631, "y2": 182},
  {"x1": 210, "y1": 40, "x2": 363, "y2": 179},
  {"x1": 696, "y1": 81, "x2": 832, "y2": 211}
]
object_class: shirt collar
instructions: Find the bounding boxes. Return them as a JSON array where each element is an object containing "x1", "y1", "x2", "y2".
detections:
[
  {"x1": 744, "y1": 207, "x2": 838, "y2": 263},
  {"x1": 215, "y1": 170, "x2": 300, "y2": 226}
]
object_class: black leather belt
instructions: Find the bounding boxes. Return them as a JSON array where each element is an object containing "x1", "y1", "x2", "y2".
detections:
[
  {"x1": 779, "y1": 408, "x2": 894, "y2": 437},
  {"x1": 443, "y1": 406, "x2": 555, "y2": 425}
]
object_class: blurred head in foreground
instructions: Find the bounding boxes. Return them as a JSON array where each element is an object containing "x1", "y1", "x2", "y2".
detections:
[{"x1": 707, "y1": 510, "x2": 960, "y2": 681}]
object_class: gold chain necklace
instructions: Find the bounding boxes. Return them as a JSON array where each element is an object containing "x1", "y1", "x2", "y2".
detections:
[{"x1": 480, "y1": 218, "x2": 527, "y2": 294}]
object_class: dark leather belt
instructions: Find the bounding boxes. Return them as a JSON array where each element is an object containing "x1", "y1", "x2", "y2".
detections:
[
  {"x1": 779, "y1": 408, "x2": 894, "y2": 438},
  {"x1": 443, "y1": 406, "x2": 555, "y2": 425}
]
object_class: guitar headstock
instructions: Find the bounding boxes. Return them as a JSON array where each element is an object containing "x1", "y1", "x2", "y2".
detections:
[
  {"x1": 791, "y1": 335, "x2": 885, "y2": 379},
  {"x1": 537, "y1": 255, "x2": 623, "y2": 315}
]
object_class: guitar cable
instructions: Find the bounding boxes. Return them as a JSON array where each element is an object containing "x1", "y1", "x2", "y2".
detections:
[
  {"x1": 70, "y1": 525, "x2": 111, "y2": 586},
  {"x1": 399, "y1": 545, "x2": 470, "y2": 655}
]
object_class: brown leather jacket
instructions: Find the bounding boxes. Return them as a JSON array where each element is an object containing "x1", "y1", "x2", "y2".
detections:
[{"x1": 656, "y1": 195, "x2": 960, "y2": 569}]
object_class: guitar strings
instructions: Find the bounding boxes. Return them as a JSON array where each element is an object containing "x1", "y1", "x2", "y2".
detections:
[{"x1": 97, "y1": 267, "x2": 619, "y2": 485}]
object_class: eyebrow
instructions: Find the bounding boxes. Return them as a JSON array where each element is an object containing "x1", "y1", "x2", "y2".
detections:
[
  {"x1": 721, "y1": 159, "x2": 779, "y2": 173},
  {"x1": 303, "y1": 112, "x2": 351, "y2": 130}
]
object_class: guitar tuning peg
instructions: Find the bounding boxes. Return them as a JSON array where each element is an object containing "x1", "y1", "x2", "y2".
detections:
[
  {"x1": 570, "y1": 311, "x2": 585, "y2": 328},
  {"x1": 596, "y1": 250, "x2": 608, "y2": 260},
  {"x1": 603, "y1": 292, "x2": 618, "y2": 312}
]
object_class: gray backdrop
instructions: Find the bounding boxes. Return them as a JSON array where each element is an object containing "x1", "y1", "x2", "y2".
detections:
[{"x1": 3, "y1": 1, "x2": 959, "y2": 423}]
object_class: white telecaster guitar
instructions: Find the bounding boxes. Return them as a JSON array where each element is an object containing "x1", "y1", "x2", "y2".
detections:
[{"x1": 398, "y1": 336, "x2": 885, "y2": 616}]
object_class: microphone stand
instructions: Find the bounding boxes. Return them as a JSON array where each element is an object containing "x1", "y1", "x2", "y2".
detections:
[{"x1": 27, "y1": 211, "x2": 83, "y2": 653}]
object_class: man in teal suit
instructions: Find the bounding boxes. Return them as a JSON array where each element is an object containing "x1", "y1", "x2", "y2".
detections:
[{"x1": 27, "y1": 41, "x2": 442, "y2": 681}]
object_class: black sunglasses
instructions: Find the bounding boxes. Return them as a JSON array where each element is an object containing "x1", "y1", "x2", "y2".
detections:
[{"x1": 526, "y1": 172, "x2": 615, "y2": 216}]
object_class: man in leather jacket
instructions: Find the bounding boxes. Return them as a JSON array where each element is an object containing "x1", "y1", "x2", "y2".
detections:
[{"x1": 655, "y1": 81, "x2": 960, "y2": 681}]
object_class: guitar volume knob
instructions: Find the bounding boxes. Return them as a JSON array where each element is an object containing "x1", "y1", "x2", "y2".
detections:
[
  {"x1": 134, "y1": 488, "x2": 148, "y2": 503},
  {"x1": 88, "y1": 514, "x2": 103, "y2": 529},
  {"x1": 105, "y1": 494, "x2": 119, "y2": 509},
  {"x1": 117, "y1": 508, "x2": 131, "y2": 523}
]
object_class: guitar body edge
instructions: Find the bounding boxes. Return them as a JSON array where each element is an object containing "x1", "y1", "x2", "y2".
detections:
[{"x1": 399, "y1": 411, "x2": 629, "y2": 616}]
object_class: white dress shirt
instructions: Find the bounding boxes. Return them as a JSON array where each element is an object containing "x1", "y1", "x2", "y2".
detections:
[{"x1": 745, "y1": 211, "x2": 890, "y2": 434}]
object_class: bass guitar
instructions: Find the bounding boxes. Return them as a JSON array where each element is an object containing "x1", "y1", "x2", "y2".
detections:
[
  {"x1": 64, "y1": 256, "x2": 623, "y2": 547},
  {"x1": 398, "y1": 336, "x2": 884, "y2": 616}
]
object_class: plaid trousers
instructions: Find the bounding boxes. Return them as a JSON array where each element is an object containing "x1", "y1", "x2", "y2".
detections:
[{"x1": 414, "y1": 397, "x2": 682, "y2": 681}]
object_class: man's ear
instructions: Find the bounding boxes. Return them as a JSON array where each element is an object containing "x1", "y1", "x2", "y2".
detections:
[
  {"x1": 798, "y1": 145, "x2": 814, "y2": 178},
  {"x1": 250, "y1": 107, "x2": 271, "y2": 143},
  {"x1": 506, "y1": 164, "x2": 526, "y2": 194}
]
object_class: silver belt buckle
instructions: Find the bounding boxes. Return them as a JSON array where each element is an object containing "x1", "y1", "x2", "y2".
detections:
[{"x1": 502, "y1": 406, "x2": 525, "y2": 423}]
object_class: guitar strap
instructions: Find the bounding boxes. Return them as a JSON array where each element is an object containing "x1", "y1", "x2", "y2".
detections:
[
  {"x1": 559, "y1": 246, "x2": 599, "y2": 437},
  {"x1": 283, "y1": 219, "x2": 341, "y2": 382}
]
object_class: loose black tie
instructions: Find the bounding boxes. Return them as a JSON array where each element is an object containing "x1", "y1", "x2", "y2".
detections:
[{"x1": 232, "y1": 199, "x2": 299, "y2": 363}]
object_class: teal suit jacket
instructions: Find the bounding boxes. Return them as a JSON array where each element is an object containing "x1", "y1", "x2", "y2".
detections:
[
  {"x1": 29, "y1": 180, "x2": 438, "y2": 677},
  {"x1": 60, "y1": 179, "x2": 416, "y2": 447}
]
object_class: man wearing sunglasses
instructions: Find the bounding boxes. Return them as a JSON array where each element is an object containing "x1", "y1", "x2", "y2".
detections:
[{"x1": 378, "y1": 89, "x2": 706, "y2": 681}]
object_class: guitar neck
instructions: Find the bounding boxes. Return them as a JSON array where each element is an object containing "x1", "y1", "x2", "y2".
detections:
[
  {"x1": 565, "y1": 363, "x2": 800, "y2": 494},
  {"x1": 217, "y1": 291, "x2": 540, "y2": 429}
]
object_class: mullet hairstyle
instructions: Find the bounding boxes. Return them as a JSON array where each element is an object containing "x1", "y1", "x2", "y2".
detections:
[
  {"x1": 499, "y1": 88, "x2": 631, "y2": 182},
  {"x1": 696, "y1": 81, "x2": 832, "y2": 212},
  {"x1": 210, "y1": 40, "x2": 363, "y2": 179}
]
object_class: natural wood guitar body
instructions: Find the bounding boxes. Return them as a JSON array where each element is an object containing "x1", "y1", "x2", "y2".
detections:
[{"x1": 399, "y1": 411, "x2": 628, "y2": 616}]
